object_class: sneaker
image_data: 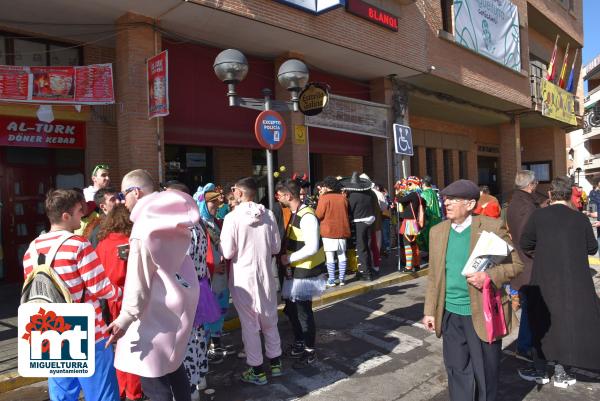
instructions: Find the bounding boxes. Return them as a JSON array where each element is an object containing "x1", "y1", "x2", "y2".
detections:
[
  {"x1": 553, "y1": 371, "x2": 576, "y2": 388},
  {"x1": 339, "y1": 281, "x2": 346, "y2": 286},
  {"x1": 326, "y1": 279, "x2": 336, "y2": 288},
  {"x1": 518, "y1": 367, "x2": 550, "y2": 384},
  {"x1": 207, "y1": 348, "x2": 224, "y2": 364},
  {"x1": 293, "y1": 350, "x2": 317, "y2": 369},
  {"x1": 286, "y1": 341, "x2": 305, "y2": 358},
  {"x1": 271, "y1": 360, "x2": 283, "y2": 377},
  {"x1": 241, "y1": 367, "x2": 268, "y2": 386}
]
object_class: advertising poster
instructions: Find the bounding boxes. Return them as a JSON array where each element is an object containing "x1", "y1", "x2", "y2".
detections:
[
  {"x1": 0, "y1": 64, "x2": 114, "y2": 104},
  {"x1": 147, "y1": 50, "x2": 169, "y2": 119},
  {"x1": 454, "y1": 0, "x2": 521, "y2": 71}
]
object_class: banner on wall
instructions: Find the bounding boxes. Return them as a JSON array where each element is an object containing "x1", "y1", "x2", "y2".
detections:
[
  {"x1": 454, "y1": 0, "x2": 521, "y2": 72},
  {"x1": 0, "y1": 64, "x2": 114, "y2": 104},
  {"x1": 541, "y1": 79, "x2": 576, "y2": 126},
  {"x1": 147, "y1": 50, "x2": 169, "y2": 119}
]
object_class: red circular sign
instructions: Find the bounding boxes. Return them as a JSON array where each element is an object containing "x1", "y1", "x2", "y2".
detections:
[{"x1": 254, "y1": 110, "x2": 287, "y2": 150}]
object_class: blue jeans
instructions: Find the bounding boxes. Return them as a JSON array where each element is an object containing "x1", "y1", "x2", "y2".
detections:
[
  {"x1": 48, "y1": 339, "x2": 120, "y2": 401},
  {"x1": 381, "y1": 218, "x2": 391, "y2": 251},
  {"x1": 517, "y1": 287, "x2": 532, "y2": 355}
]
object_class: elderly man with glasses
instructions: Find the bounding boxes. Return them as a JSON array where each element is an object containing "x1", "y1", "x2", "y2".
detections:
[
  {"x1": 84, "y1": 164, "x2": 111, "y2": 202},
  {"x1": 423, "y1": 179, "x2": 523, "y2": 401}
]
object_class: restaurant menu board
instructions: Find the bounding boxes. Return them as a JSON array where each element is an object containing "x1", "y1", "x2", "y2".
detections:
[{"x1": 0, "y1": 63, "x2": 114, "y2": 104}]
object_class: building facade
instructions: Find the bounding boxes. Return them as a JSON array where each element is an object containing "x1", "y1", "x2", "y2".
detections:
[
  {"x1": 568, "y1": 54, "x2": 600, "y2": 192},
  {"x1": 0, "y1": 0, "x2": 584, "y2": 281}
]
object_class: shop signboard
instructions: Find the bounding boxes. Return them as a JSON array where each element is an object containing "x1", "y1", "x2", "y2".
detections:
[
  {"x1": 304, "y1": 94, "x2": 389, "y2": 138},
  {"x1": 255, "y1": 110, "x2": 287, "y2": 150},
  {"x1": 454, "y1": 0, "x2": 521, "y2": 72},
  {"x1": 276, "y1": 0, "x2": 344, "y2": 14},
  {"x1": 0, "y1": 64, "x2": 114, "y2": 104},
  {"x1": 393, "y1": 123, "x2": 413, "y2": 156},
  {"x1": 0, "y1": 116, "x2": 85, "y2": 149},
  {"x1": 294, "y1": 125, "x2": 307, "y2": 144},
  {"x1": 346, "y1": 0, "x2": 399, "y2": 31},
  {"x1": 541, "y1": 79, "x2": 577, "y2": 125},
  {"x1": 147, "y1": 51, "x2": 169, "y2": 119},
  {"x1": 298, "y1": 83, "x2": 329, "y2": 116}
]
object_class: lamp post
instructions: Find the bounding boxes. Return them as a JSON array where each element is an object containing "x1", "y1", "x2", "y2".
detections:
[
  {"x1": 575, "y1": 167, "x2": 582, "y2": 185},
  {"x1": 214, "y1": 49, "x2": 309, "y2": 210}
]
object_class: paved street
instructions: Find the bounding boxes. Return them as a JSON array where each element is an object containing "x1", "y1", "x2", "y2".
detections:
[{"x1": 4, "y1": 268, "x2": 600, "y2": 401}]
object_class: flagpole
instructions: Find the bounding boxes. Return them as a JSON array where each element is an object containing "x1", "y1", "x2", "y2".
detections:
[{"x1": 547, "y1": 34, "x2": 560, "y2": 81}]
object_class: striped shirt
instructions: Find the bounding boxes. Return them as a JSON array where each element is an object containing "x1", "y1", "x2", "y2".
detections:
[{"x1": 23, "y1": 230, "x2": 121, "y2": 343}]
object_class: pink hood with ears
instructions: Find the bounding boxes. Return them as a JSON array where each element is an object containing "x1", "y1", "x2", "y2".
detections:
[
  {"x1": 115, "y1": 190, "x2": 200, "y2": 378},
  {"x1": 130, "y1": 191, "x2": 200, "y2": 268}
]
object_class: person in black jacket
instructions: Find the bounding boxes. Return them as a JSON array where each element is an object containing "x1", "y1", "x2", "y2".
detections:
[
  {"x1": 341, "y1": 172, "x2": 377, "y2": 281},
  {"x1": 520, "y1": 176, "x2": 600, "y2": 389},
  {"x1": 506, "y1": 170, "x2": 539, "y2": 370}
]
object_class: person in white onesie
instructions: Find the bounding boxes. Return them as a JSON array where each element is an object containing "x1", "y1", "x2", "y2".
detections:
[{"x1": 220, "y1": 177, "x2": 282, "y2": 386}]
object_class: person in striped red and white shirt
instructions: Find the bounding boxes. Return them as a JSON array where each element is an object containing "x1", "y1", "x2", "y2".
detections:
[{"x1": 23, "y1": 189, "x2": 121, "y2": 401}]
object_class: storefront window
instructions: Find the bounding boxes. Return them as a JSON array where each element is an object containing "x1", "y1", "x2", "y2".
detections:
[
  {"x1": 443, "y1": 150, "x2": 453, "y2": 186},
  {"x1": 426, "y1": 148, "x2": 438, "y2": 185},
  {"x1": 410, "y1": 147, "x2": 419, "y2": 177},
  {"x1": 1, "y1": 34, "x2": 82, "y2": 66},
  {"x1": 165, "y1": 145, "x2": 213, "y2": 191},
  {"x1": 0, "y1": 38, "x2": 6, "y2": 64},
  {"x1": 252, "y1": 149, "x2": 277, "y2": 205},
  {"x1": 459, "y1": 151, "x2": 468, "y2": 179},
  {"x1": 13, "y1": 39, "x2": 46, "y2": 66}
]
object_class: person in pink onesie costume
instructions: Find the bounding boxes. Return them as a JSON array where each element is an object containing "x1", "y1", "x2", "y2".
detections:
[{"x1": 220, "y1": 177, "x2": 282, "y2": 385}]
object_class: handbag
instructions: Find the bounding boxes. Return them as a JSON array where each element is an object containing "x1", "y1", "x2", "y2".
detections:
[
  {"x1": 482, "y1": 275, "x2": 508, "y2": 343},
  {"x1": 194, "y1": 277, "x2": 221, "y2": 326}
]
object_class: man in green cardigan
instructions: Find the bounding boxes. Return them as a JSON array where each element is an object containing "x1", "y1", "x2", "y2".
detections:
[{"x1": 423, "y1": 179, "x2": 523, "y2": 401}]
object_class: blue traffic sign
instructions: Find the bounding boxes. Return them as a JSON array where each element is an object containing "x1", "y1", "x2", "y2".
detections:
[
  {"x1": 255, "y1": 110, "x2": 287, "y2": 150},
  {"x1": 393, "y1": 123, "x2": 413, "y2": 156}
]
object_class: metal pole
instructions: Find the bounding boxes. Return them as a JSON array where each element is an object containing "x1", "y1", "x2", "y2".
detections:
[
  {"x1": 401, "y1": 156, "x2": 407, "y2": 178},
  {"x1": 263, "y1": 89, "x2": 275, "y2": 211}
]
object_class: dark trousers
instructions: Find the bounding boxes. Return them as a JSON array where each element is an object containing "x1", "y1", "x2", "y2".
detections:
[
  {"x1": 284, "y1": 299, "x2": 316, "y2": 348},
  {"x1": 442, "y1": 311, "x2": 501, "y2": 401},
  {"x1": 140, "y1": 363, "x2": 191, "y2": 401},
  {"x1": 355, "y1": 222, "x2": 373, "y2": 273},
  {"x1": 517, "y1": 287, "x2": 532, "y2": 355}
]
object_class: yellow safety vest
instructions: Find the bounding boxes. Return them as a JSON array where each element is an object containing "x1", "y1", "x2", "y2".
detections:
[{"x1": 286, "y1": 206, "x2": 326, "y2": 278}]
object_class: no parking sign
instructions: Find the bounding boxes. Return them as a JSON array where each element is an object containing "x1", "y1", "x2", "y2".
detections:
[{"x1": 254, "y1": 110, "x2": 287, "y2": 150}]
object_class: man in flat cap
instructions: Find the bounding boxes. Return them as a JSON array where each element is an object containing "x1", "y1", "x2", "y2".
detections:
[{"x1": 423, "y1": 179, "x2": 523, "y2": 401}]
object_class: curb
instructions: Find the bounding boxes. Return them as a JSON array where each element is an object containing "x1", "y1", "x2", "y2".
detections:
[
  {"x1": 0, "y1": 268, "x2": 429, "y2": 394},
  {"x1": 224, "y1": 267, "x2": 429, "y2": 331}
]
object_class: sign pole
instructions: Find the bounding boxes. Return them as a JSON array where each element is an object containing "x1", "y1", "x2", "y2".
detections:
[{"x1": 263, "y1": 89, "x2": 275, "y2": 211}]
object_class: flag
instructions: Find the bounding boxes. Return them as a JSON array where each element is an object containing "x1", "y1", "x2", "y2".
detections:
[
  {"x1": 566, "y1": 48, "x2": 579, "y2": 93},
  {"x1": 558, "y1": 42, "x2": 570, "y2": 88},
  {"x1": 546, "y1": 35, "x2": 560, "y2": 81}
]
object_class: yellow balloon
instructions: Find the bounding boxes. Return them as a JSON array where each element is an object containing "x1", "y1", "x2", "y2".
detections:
[
  {"x1": 280, "y1": 166, "x2": 286, "y2": 172},
  {"x1": 273, "y1": 172, "x2": 280, "y2": 178}
]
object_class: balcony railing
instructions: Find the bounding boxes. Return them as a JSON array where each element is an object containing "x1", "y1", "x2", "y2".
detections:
[
  {"x1": 584, "y1": 107, "x2": 600, "y2": 137},
  {"x1": 583, "y1": 154, "x2": 600, "y2": 171}
]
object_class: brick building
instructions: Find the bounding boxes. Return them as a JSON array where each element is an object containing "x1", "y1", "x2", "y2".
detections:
[{"x1": 0, "y1": 0, "x2": 584, "y2": 282}]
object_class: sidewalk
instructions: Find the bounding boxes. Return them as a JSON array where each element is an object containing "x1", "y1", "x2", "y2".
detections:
[{"x1": 0, "y1": 249, "x2": 427, "y2": 394}]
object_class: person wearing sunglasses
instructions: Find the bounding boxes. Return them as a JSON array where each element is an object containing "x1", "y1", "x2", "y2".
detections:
[
  {"x1": 84, "y1": 164, "x2": 111, "y2": 202},
  {"x1": 107, "y1": 169, "x2": 201, "y2": 401}
]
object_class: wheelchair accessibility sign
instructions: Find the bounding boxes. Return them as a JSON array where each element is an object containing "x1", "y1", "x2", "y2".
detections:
[{"x1": 393, "y1": 124, "x2": 413, "y2": 156}]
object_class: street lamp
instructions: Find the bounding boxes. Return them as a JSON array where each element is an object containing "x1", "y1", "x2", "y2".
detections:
[
  {"x1": 575, "y1": 167, "x2": 582, "y2": 185},
  {"x1": 213, "y1": 49, "x2": 309, "y2": 209}
]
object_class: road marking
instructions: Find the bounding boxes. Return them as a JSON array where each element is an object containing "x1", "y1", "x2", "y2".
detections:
[
  {"x1": 350, "y1": 322, "x2": 423, "y2": 354},
  {"x1": 345, "y1": 301, "x2": 427, "y2": 330},
  {"x1": 353, "y1": 350, "x2": 393, "y2": 374},
  {"x1": 285, "y1": 360, "x2": 348, "y2": 396}
]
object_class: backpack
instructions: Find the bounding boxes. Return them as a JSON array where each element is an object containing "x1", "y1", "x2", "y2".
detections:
[{"x1": 21, "y1": 233, "x2": 75, "y2": 304}]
